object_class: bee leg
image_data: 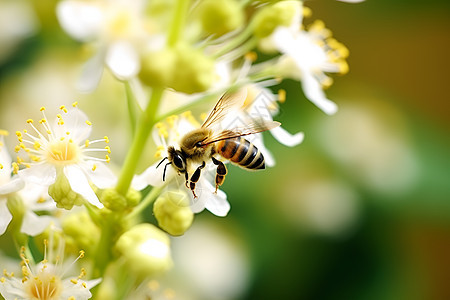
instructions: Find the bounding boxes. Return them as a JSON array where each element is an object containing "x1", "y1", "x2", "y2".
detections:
[
  {"x1": 184, "y1": 171, "x2": 189, "y2": 188},
  {"x1": 211, "y1": 157, "x2": 227, "y2": 193},
  {"x1": 189, "y1": 161, "x2": 206, "y2": 198}
]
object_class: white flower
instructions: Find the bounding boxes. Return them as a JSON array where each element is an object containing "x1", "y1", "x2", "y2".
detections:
[
  {"x1": 56, "y1": 0, "x2": 161, "y2": 91},
  {"x1": 133, "y1": 112, "x2": 230, "y2": 217},
  {"x1": 14, "y1": 104, "x2": 116, "y2": 209},
  {"x1": 267, "y1": 9, "x2": 350, "y2": 115},
  {"x1": 0, "y1": 132, "x2": 56, "y2": 236},
  {"x1": 0, "y1": 238, "x2": 101, "y2": 300},
  {"x1": 221, "y1": 84, "x2": 304, "y2": 167}
]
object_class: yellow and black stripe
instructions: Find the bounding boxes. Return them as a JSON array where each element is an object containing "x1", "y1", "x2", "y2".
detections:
[{"x1": 216, "y1": 137, "x2": 265, "y2": 170}]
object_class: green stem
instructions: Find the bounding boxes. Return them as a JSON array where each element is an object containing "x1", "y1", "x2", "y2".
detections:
[
  {"x1": 167, "y1": 0, "x2": 190, "y2": 47},
  {"x1": 124, "y1": 81, "x2": 141, "y2": 135},
  {"x1": 116, "y1": 88, "x2": 164, "y2": 196},
  {"x1": 212, "y1": 25, "x2": 254, "y2": 59},
  {"x1": 126, "y1": 186, "x2": 164, "y2": 221}
]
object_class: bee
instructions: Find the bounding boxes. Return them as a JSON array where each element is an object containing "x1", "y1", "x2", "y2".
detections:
[{"x1": 157, "y1": 89, "x2": 280, "y2": 198}]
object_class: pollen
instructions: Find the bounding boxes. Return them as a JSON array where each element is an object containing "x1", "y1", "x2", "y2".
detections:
[
  {"x1": 105, "y1": 146, "x2": 111, "y2": 153},
  {"x1": 46, "y1": 140, "x2": 80, "y2": 165},
  {"x1": 0, "y1": 164, "x2": 3, "y2": 169},
  {"x1": 60, "y1": 105, "x2": 68, "y2": 113},
  {"x1": 40, "y1": 106, "x2": 46, "y2": 111},
  {"x1": 39, "y1": 118, "x2": 47, "y2": 124},
  {"x1": 245, "y1": 51, "x2": 257, "y2": 62},
  {"x1": 72, "y1": 101, "x2": 78, "y2": 107},
  {"x1": 12, "y1": 162, "x2": 19, "y2": 174},
  {"x1": 105, "y1": 155, "x2": 111, "y2": 163},
  {"x1": 104, "y1": 136, "x2": 109, "y2": 143},
  {"x1": 278, "y1": 89, "x2": 286, "y2": 103},
  {"x1": 26, "y1": 119, "x2": 33, "y2": 124},
  {"x1": 85, "y1": 140, "x2": 90, "y2": 147},
  {"x1": 86, "y1": 120, "x2": 92, "y2": 126}
]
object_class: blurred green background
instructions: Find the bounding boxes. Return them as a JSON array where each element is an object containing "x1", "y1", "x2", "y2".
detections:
[{"x1": 1, "y1": 0, "x2": 450, "y2": 299}]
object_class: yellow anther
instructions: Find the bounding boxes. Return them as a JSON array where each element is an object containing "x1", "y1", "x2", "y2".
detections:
[
  {"x1": 105, "y1": 155, "x2": 110, "y2": 163},
  {"x1": 70, "y1": 279, "x2": 78, "y2": 284},
  {"x1": 85, "y1": 120, "x2": 92, "y2": 126},
  {"x1": 148, "y1": 280, "x2": 160, "y2": 291},
  {"x1": 31, "y1": 155, "x2": 41, "y2": 162},
  {"x1": 82, "y1": 282, "x2": 87, "y2": 288},
  {"x1": 24, "y1": 163, "x2": 31, "y2": 168},
  {"x1": 16, "y1": 131, "x2": 22, "y2": 137},
  {"x1": 16, "y1": 156, "x2": 24, "y2": 164},
  {"x1": 338, "y1": 60, "x2": 349, "y2": 75},
  {"x1": 0, "y1": 277, "x2": 5, "y2": 283},
  {"x1": 47, "y1": 130, "x2": 52, "y2": 134},
  {"x1": 66, "y1": 131, "x2": 70, "y2": 135},
  {"x1": 104, "y1": 136, "x2": 109, "y2": 143},
  {"x1": 92, "y1": 164, "x2": 97, "y2": 171},
  {"x1": 26, "y1": 119, "x2": 33, "y2": 124},
  {"x1": 40, "y1": 106, "x2": 46, "y2": 111},
  {"x1": 39, "y1": 118, "x2": 47, "y2": 124},
  {"x1": 79, "y1": 250, "x2": 85, "y2": 258},
  {"x1": 57, "y1": 114, "x2": 62, "y2": 119},
  {"x1": 105, "y1": 146, "x2": 111, "y2": 153},
  {"x1": 72, "y1": 101, "x2": 78, "y2": 107},
  {"x1": 158, "y1": 128, "x2": 168, "y2": 138},
  {"x1": 200, "y1": 112, "x2": 208, "y2": 121},
  {"x1": 69, "y1": 138, "x2": 73, "y2": 143},
  {"x1": 79, "y1": 268, "x2": 86, "y2": 278},
  {"x1": 181, "y1": 111, "x2": 192, "y2": 118},
  {"x1": 85, "y1": 140, "x2": 89, "y2": 147},
  {"x1": 245, "y1": 51, "x2": 258, "y2": 62},
  {"x1": 321, "y1": 77, "x2": 333, "y2": 89},
  {"x1": 303, "y1": 6, "x2": 312, "y2": 18},
  {"x1": 68, "y1": 297, "x2": 76, "y2": 300},
  {"x1": 166, "y1": 115, "x2": 178, "y2": 127},
  {"x1": 37, "y1": 197, "x2": 46, "y2": 203},
  {"x1": 0, "y1": 129, "x2": 8, "y2": 136},
  {"x1": 278, "y1": 89, "x2": 286, "y2": 103},
  {"x1": 60, "y1": 137, "x2": 65, "y2": 141},
  {"x1": 14, "y1": 145, "x2": 20, "y2": 153},
  {"x1": 0, "y1": 164, "x2": 3, "y2": 169},
  {"x1": 60, "y1": 105, "x2": 68, "y2": 113},
  {"x1": 155, "y1": 122, "x2": 165, "y2": 129},
  {"x1": 12, "y1": 162, "x2": 19, "y2": 174},
  {"x1": 34, "y1": 141, "x2": 41, "y2": 150}
]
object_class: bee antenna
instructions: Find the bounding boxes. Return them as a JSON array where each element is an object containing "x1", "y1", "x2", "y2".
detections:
[
  {"x1": 156, "y1": 157, "x2": 168, "y2": 168},
  {"x1": 162, "y1": 162, "x2": 171, "y2": 181}
]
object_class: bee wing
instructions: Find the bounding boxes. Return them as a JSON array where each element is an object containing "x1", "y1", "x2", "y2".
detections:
[
  {"x1": 201, "y1": 120, "x2": 281, "y2": 146},
  {"x1": 201, "y1": 88, "x2": 247, "y2": 129}
]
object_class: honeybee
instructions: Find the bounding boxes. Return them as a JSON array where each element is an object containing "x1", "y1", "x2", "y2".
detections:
[{"x1": 157, "y1": 89, "x2": 280, "y2": 197}]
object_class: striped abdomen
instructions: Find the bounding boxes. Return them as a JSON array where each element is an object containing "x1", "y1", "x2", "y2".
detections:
[{"x1": 216, "y1": 137, "x2": 265, "y2": 170}]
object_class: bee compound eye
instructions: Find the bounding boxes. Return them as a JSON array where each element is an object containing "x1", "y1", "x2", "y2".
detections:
[
  {"x1": 173, "y1": 154, "x2": 185, "y2": 170},
  {"x1": 195, "y1": 141, "x2": 202, "y2": 148}
]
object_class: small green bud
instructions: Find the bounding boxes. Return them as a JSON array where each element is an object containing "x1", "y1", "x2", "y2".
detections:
[
  {"x1": 170, "y1": 44, "x2": 215, "y2": 94},
  {"x1": 126, "y1": 188, "x2": 141, "y2": 207},
  {"x1": 99, "y1": 188, "x2": 127, "y2": 211},
  {"x1": 48, "y1": 173, "x2": 84, "y2": 210},
  {"x1": 252, "y1": 1, "x2": 299, "y2": 38},
  {"x1": 154, "y1": 191, "x2": 193, "y2": 236},
  {"x1": 139, "y1": 49, "x2": 177, "y2": 88},
  {"x1": 115, "y1": 223, "x2": 173, "y2": 277},
  {"x1": 197, "y1": 0, "x2": 244, "y2": 36},
  {"x1": 62, "y1": 211, "x2": 100, "y2": 254}
]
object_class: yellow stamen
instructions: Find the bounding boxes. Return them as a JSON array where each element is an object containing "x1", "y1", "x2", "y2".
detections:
[
  {"x1": 85, "y1": 140, "x2": 90, "y2": 147},
  {"x1": 278, "y1": 89, "x2": 286, "y2": 103},
  {"x1": 40, "y1": 106, "x2": 46, "y2": 111},
  {"x1": 0, "y1": 129, "x2": 8, "y2": 136},
  {"x1": 105, "y1": 155, "x2": 110, "y2": 163},
  {"x1": 104, "y1": 136, "x2": 109, "y2": 143},
  {"x1": 92, "y1": 164, "x2": 97, "y2": 171},
  {"x1": 26, "y1": 119, "x2": 33, "y2": 124},
  {"x1": 86, "y1": 120, "x2": 92, "y2": 126},
  {"x1": 105, "y1": 146, "x2": 111, "y2": 153},
  {"x1": 245, "y1": 51, "x2": 257, "y2": 62},
  {"x1": 72, "y1": 101, "x2": 78, "y2": 107}
]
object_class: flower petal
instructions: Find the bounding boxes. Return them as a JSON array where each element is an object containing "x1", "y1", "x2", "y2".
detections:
[
  {"x1": 18, "y1": 164, "x2": 56, "y2": 186},
  {"x1": 20, "y1": 211, "x2": 53, "y2": 236},
  {"x1": 105, "y1": 41, "x2": 140, "y2": 79},
  {"x1": 53, "y1": 108, "x2": 92, "y2": 144},
  {"x1": 56, "y1": 0, "x2": 103, "y2": 41},
  {"x1": 133, "y1": 162, "x2": 174, "y2": 190},
  {"x1": 0, "y1": 199, "x2": 12, "y2": 235},
  {"x1": 64, "y1": 165, "x2": 104, "y2": 208},
  {"x1": 0, "y1": 177, "x2": 25, "y2": 195},
  {"x1": 193, "y1": 179, "x2": 230, "y2": 217},
  {"x1": 204, "y1": 188, "x2": 230, "y2": 217},
  {"x1": 270, "y1": 126, "x2": 304, "y2": 147},
  {"x1": 84, "y1": 161, "x2": 117, "y2": 189},
  {"x1": 77, "y1": 50, "x2": 105, "y2": 93},
  {"x1": 301, "y1": 73, "x2": 338, "y2": 115}
]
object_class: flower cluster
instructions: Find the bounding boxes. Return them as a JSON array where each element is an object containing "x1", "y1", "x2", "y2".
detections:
[{"x1": 0, "y1": 0, "x2": 363, "y2": 298}]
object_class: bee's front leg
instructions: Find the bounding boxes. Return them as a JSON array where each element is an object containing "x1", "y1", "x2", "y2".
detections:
[
  {"x1": 189, "y1": 161, "x2": 206, "y2": 198},
  {"x1": 184, "y1": 171, "x2": 189, "y2": 188},
  {"x1": 211, "y1": 157, "x2": 227, "y2": 193}
]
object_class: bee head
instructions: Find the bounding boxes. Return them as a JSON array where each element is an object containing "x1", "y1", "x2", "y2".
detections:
[{"x1": 167, "y1": 146, "x2": 187, "y2": 173}]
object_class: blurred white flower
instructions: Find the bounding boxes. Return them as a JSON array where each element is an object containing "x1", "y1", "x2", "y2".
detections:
[
  {"x1": 56, "y1": 0, "x2": 161, "y2": 91},
  {"x1": 15, "y1": 105, "x2": 116, "y2": 209},
  {"x1": 0, "y1": 0, "x2": 38, "y2": 63},
  {"x1": 268, "y1": 14, "x2": 349, "y2": 115},
  {"x1": 133, "y1": 112, "x2": 230, "y2": 217},
  {"x1": 0, "y1": 238, "x2": 101, "y2": 300}
]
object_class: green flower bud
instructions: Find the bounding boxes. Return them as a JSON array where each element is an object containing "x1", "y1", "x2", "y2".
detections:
[
  {"x1": 170, "y1": 44, "x2": 214, "y2": 94},
  {"x1": 62, "y1": 211, "x2": 100, "y2": 254},
  {"x1": 252, "y1": 1, "x2": 299, "y2": 38},
  {"x1": 48, "y1": 173, "x2": 84, "y2": 210},
  {"x1": 197, "y1": 0, "x2": 244, "y2": 36},
  {"x1": 154, "y1": 191, "x2": 193, "y2": 236},
  {"x1": 115, "y1": 223, "x2": 173, "y2": 277},
  {"x1": 99, "y1": 188, "x2": 127, "y2": 211},
  {"x1": 139, "y1": 49, "x2": 177, "y2": 88},
  {"x1": 126, "y1": 188, "x2": 141, "y2": 207},
  {"x1": 6, "y1": 194, "x2": 25, "y2": 233}
]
